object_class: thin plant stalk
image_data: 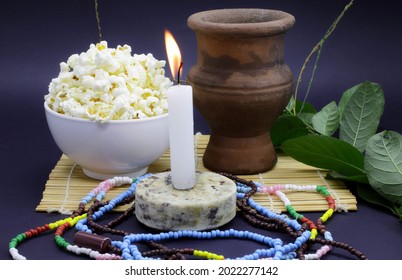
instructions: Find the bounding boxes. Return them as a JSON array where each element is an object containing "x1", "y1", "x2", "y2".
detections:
[
  {"x1": 293, "y1": 0, "x2": 354, "y2": 115},
  {"x1": 300, "y1": 41, "x2": 324, "y2": 115},
  {"x1": 95, "y1": 0, "x2": 103, "y2": 42}
]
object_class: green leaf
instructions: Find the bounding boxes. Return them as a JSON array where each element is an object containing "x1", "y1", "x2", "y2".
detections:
[
  {"x1": 327, "y1": 171, "x2": 369, "y2": 184},
  {"x1": 285, "y1": 95, "x2": 296, "y2": 113},
  {"x1": 296, "y1": 100, "x2": 317, "y2": 114},
  {"x1": 298, "y1": 113, "x2": 314, "y2": 127},
  {"x1": 339, "y1": 82, "x2": 385, "y2": 119},
  {"x1": 281, "y1": 135, "x2": 365, "y2": 176},
  {"x1": 285, "y1": 97, "x2": 317, "y2": 115},
  {"x1": 270, "y1": 115, "x2": 309, "y2": 147},
  {"x1": 339, "y1": 81, "x2": 384, "y2": 152},
  {"x1": 364, "y1": 130, "x2": 402, "y2": 205},
  {"x1": 356, "y1": 184, "x2": 402, "y2": 219},
  {"x1": 311, "y1": 101, "x2": 340, "y2": 136},
  {"x1": 338, "y1": 83, "x2": 359, "y2": 119},
  {"x1": 399, "y1": 206, "x2": 402, "y2": 219}
]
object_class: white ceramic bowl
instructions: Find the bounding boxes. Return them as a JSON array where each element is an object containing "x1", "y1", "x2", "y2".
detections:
[{"x1": 44, "y1": 102, "x2": 169, "y2": 180}]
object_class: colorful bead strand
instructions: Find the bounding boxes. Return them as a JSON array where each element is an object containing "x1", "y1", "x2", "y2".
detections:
[
  {"x1": 9, "y1": 214, "x2": 87, "y2": 260},
  {"x1": 9, "y1": 172, "x2": 367, "y2": 260},
  {"x1": 252, "y1": 183, "x2": 333, "y2": 258},
  {"x1": 52, "y1": 176, "x2": 135, "y2": 259},
  {"x1": 8, "y1": 176, "x2": 134, "y2": 260},
  {"x1": 253, "y1": 183, "x2": 336, "y2": 238},
  {"x1": 235, "y1": 180, "x2": 367, "y2": 260}
]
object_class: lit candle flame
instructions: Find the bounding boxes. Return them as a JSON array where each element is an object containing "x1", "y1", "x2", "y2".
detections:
[{"x1": 164, "y1": 29, "x2": 182, "y2": 83}]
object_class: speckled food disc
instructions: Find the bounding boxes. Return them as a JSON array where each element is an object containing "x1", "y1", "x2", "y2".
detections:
[{"x1": 135, "y1": 171, "x2": 237, "y2": 231}]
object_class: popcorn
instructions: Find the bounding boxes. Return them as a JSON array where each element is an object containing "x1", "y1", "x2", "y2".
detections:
[{"x1": 44, "y1": 41, "x2": 173, "y2": 121}]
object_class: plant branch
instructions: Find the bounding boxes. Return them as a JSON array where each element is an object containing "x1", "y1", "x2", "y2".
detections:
[{"x1": 293, "y1": 0, "x2": 354, "y2": 115}]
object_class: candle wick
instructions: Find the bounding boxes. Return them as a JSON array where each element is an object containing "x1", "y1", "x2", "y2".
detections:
[{"x1": 177, "y1": 62, "x2": 183, "y2": 85}]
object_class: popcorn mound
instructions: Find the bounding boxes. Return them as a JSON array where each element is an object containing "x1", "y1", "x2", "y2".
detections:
[{"x1": 44, "y1": 41, "x2": 172, "y2": 121}]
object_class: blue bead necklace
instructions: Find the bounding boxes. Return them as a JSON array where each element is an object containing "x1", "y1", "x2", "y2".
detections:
[{"x1": 116, "y1": 228, "x2": 311, "y2": 260}]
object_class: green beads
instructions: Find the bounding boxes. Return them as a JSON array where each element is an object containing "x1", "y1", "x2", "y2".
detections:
[
  {"x1": 285, "y1": 204, "x2": 304, "y2": 220},
  {"x1": 54, "y1": 235, "x2": 70, "y2": 249},
  {"x1": 9, "y1": 233, "x2": 26, "y2": 248},
  {"x1": 316, "y1": 185, "x2": 330, "y2": 196}
]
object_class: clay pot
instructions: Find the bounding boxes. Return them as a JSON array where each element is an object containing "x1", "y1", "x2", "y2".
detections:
[{"x1": 187, "y1": 8, "x2": 295, "y2": 174}]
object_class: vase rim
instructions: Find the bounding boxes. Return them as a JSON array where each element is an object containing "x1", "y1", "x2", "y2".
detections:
[{"x1": 187, "y1": 8, "x2": 295, "y2": 36}]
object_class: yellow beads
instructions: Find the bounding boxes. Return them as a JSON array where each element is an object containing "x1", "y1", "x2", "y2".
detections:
[
  {"x1": 48, "y1": 214, "x2": 87, "y2": 230},
  {"x1": 310, "y1": 228, "x2": 318, "y2": 240},
  {"x1": 193, "y1": 249, "x2": 224, "y2": 260},
  {"x1": 320, "y1": 208, "x2": 334, "y2": 223}
]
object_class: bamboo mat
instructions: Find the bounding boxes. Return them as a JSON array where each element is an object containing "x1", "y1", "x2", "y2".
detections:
[{"x1": 37, "y1": 134, "x2": 357, "y2": 213}]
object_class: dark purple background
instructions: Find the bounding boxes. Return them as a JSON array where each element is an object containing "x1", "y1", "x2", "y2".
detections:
[{"x1": 1, "y1": 0, "x2": 401, "y2": 260}]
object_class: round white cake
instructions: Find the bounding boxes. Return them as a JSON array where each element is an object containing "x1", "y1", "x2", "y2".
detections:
[{"x1": 135, "y1": 171, "x2": 237, "y2": 231}]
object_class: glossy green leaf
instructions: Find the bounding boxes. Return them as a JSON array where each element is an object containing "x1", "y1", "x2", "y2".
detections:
[
  {"x1": 311, "y1": 101, "x2": 340, "y2": 136},
  {"x1": 364, "y1": 131, "x2": 402, "y2": 205},
  {"x1": 270, "y1": 115, "x2": 309, "y2": 147},
  {"x1": 339, "y1": 81, "x2": 384, "y2": 152},
  {"x1": 281, "y1": 135, "x2": 365, "y2": 176}
]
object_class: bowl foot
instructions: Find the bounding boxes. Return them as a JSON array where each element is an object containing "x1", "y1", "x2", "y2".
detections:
[{"x1": 82, "y1": 167, "x2": 148, "y2": 180}]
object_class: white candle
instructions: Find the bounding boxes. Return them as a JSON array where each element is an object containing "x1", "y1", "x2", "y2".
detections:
[{"x1": 167, "y1": 84, "x2": 196, "y2": 190}]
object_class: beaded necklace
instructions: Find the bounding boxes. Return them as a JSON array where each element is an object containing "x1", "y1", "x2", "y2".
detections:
[
  {"x1": 78, "y1": 173, "x2": 366, "y2": 260},
  {"x1": 9, "y1": 173, "x2": 367, "y2": 260},
  {"x1": 9, "y1": 176, "x2": 134, "y2": 260},
  {"x1": 74, "y1": 173, "x2": 313, "y2": 260},
  {"x1": 239, "y1": 182, "x2": 334, "y2": 259}
]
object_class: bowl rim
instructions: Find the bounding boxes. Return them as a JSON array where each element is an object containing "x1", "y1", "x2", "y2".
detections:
[{"x1": 44, "y1": 101, "x2": 168, "y2": 124}]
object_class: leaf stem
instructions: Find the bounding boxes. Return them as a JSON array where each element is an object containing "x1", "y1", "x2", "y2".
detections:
[{"x1": 293, "y1": 0, "x2": 354, "y2": 115}]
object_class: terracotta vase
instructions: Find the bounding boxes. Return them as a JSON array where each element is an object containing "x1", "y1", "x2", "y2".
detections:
[{"x1": 187, "y1": 8, "x2": 295, "y2": 174}]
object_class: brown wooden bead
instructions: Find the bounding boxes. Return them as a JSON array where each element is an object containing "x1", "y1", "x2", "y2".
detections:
[{"x1": 73, "y1": 231, "x2": 111, "y2": 253}]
